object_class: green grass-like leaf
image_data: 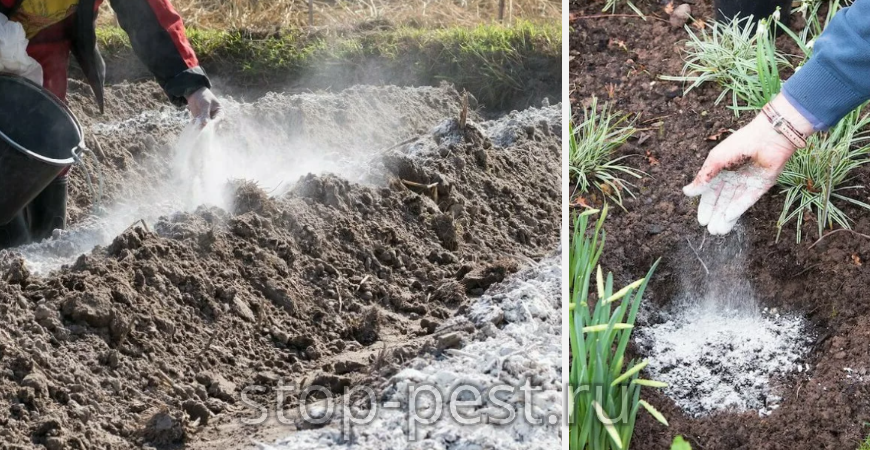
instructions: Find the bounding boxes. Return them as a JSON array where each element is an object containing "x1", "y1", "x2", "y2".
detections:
[
  {"x1": 603, "y1": 0, "x2": 646, "y2": 18},
  {"x1": 671, "y1": 435, "x2": 693, "y2": 450},
  {"x1": 569, "y1": 208, "x2": 666, "y2": 450}
]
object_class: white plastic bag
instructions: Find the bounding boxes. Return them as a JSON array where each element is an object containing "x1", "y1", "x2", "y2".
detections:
[{"x1": 0, "y1": 13, "x2": 43, "y2": 85}]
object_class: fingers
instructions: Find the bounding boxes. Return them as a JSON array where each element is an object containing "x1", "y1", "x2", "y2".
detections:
[
  {"x1": 707, "y1": 175, "x2": 739, "y2": 234},
  {"x1": 721, "y1": 167, "x2": 774, "y2": 224},
  {"x1": 683, "y1": 157, "x2": 726, "y2": 197},
  {"x1": 697, "y1": 175, "x2": 724, "y2": 226},
  {"x1": 186, "y1": 88, "x2": 222, "y2": 127},
  {"x1": 709, "y1": 217, "x2": 739, "y2": 235},
  {"x1": 691, "y1": 170, "x2": 746, "y2": 235},
  {"x1": 722, "y1": 186, "x2": 766, "y2": 224},
  {"x1": 701, "y1": 169, "x2": 773, "y2": 235}
]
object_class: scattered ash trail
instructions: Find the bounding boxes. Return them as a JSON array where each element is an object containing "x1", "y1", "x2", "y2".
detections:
[{"x1": 262, "y1": 255, "x2": 562, "y2": 450}]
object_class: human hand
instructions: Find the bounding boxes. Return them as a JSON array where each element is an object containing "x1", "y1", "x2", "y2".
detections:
[
  {"x1": 683, "y1": 95, "x2": 814, "y2": 235},
  {"x1": 186, "y1": 87, "x2": 222, "y2": 126}
]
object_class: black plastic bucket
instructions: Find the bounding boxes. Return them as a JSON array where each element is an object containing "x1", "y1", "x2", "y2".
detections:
[
  {"x1": 713, "y1": 0, "x2": 792, "y2": 26},
  {"x1": 0, "y1": 73, "x2": 82, "y2": 225}
]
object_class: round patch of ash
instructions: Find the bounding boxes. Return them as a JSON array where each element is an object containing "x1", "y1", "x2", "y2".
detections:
[{"x1": 635, "y1": 303, "x2": 813, "y2": 418}]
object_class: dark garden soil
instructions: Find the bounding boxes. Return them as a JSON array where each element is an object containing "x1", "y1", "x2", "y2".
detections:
[
  {"x1": 0, "y1": 81, "x2": 561, "y2": 448},
  {"x1": 572, "y1": 1, "x2": 870, "y2": 448}
]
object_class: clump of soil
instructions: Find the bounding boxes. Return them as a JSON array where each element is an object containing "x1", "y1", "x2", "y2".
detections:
[
  {"x1": 141, "y1": 411, "x2": 185, "y2": 446},
  {"x1": 0, "y1": 83, "x2": 560, "y2": 448},
  {"x1": 349, "y1": 307, "x2": 382, "y2": 345}
]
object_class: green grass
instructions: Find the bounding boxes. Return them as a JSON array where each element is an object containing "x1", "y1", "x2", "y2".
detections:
[
  {"x1": 859, "y1": 426, "x2": 870, "y2": 450},
  {"x1": 776, "y1": 106, "x2": 870, "y2": 243},
  {"x1": 96, "y1": 21, "x2": 560, "y2": 109},
  {"x1": 790, "y1": 0, "x2": 846, "y2": 45},
  {"x1": 727, "y1": 16, "x2": 783, "y2": 113},
  {"x1": 569, "y1": 98, "x2": 643, "y2": 207},
  {"x1": 569, "y1": 207, "x2": 667, "y2": 450},
  {"x1": 671, "y1": 436, "x2": 693, "y2": 450},
  {"x1": 661, "y1": 15, "x2": 790, "y2": 115}
]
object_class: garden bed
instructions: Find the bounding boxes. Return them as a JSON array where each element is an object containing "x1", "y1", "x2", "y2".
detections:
[
  {"x1": 0, "y1": 80, "x2": 561, "y2": 448},
  {"x1": 571, "y1": 0, "x2": 870, "y2": 448}
]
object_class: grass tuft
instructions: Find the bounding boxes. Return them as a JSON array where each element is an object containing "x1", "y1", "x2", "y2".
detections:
[
  {"x1": 569, "y1": 98, "x2": 643, "y2": 207},
  {"x1": 98, "y1": 0, "x2": 561, "y2": 30},
  {"x1": 661, "y1": 15, "x2": 790, "y2": 114},
  {"x1": 776, "y1": 106, "x2": 870, "y2": 243},
  {"x1": 728, "y1": 16, "x2": 783, "y2": 113}
]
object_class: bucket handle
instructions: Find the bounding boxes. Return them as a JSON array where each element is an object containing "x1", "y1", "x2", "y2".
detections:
[{"x1": 73, "y1": 142, "x2": 104, "y2": 215}]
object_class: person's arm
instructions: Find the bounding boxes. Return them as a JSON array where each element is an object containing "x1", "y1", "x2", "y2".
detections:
[
  {"x1": 782, "y1": 0, "x2": 870, "y2": 130},
  {"x1": 684, "y1": 1, "x2": 870, "y2": 235},
  {"x1": 109, "y1": 0, "x2": 220, "y2": 123}
]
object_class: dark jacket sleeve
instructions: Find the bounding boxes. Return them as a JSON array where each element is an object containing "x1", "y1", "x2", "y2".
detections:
[
  {"x1": 782, "y1": 0, "x2": 870, "y2": 130},
  {"x1": 109, "y1": 0, "x2": 210, "y2": 106}
]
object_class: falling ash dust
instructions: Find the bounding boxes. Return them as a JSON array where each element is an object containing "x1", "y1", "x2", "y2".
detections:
[
  {"x1": 14, "y1": 97, "x2": 378, "y2": 275},
  {"x1": 635, "y1": 227, "x2": 813, "y2": 418}
]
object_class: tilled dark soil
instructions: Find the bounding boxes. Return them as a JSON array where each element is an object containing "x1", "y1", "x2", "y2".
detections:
[
  {"x1": 0, "y1": 83, "x2": 560, "y2": 448},
  {"x1": 572, "y1": 1, "x2": 870, "y2": 449}
]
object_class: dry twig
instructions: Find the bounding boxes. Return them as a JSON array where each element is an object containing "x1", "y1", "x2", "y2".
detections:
[
  {"x1": 808, "y1": 228, "x2": 870, "y2": 250},
  {"x1": 573, "y1": 13, "x2": 667, "y2": 22}
]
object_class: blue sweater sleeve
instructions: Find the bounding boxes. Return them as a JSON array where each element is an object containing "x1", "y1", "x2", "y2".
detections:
[{"x1": 782, "y1": 0, "x2": 870, "y2": 130}]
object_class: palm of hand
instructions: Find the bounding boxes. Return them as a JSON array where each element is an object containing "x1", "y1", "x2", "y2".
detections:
[{"x1": 683, "y1": 118, "x2": 796, "y2": 235}]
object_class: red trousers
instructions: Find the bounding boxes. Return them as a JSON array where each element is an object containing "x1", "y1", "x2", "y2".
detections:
[{"x1": 27, "y1": 19, "x2": 74, "y2": 177}]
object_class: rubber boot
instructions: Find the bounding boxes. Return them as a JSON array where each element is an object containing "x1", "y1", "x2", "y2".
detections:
[
  {"x1": 713, "y1": 0, "x2": 791, "y2": 26},
  {"x1": 27, "y1": 176, "x2": 68, "y2": 242},
  {"x1": 0, "y1": 213, "x2": 31, "y2": 250}
]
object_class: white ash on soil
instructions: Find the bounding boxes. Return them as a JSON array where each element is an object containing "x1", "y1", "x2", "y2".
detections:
[
  {"x1": 0, "y1": 80, "x2": 560, "y2": 449},
  {"x1": 482, "y1": 101, "x2": 561, "y2": 148},
  {"x1": 263, "y1": 255, "x2": 562, "y2": 450},
  {"x1": 636, "y1": 304, "x2": 811, "y2": 418},
  {"x1": 635, "y1": 237, "x2": 813, "y2": 418}
]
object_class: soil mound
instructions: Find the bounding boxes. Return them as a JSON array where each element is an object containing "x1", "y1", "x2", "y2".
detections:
[{"x1": 0, "y1": 83, "x2": 560, "y2": 448}]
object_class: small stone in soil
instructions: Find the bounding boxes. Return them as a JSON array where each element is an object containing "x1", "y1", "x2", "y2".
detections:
[
  {"x1": 436, "y1": 332, "x2": 463, "y2": 350},
  {"x1": 421, "y1": 317, "x2": 441, "y2": 334},
  {"x1": 646, "y1": 224, "x2": 664, "y2": 235},
  {"x1": 670, "y1": 4, "x2": 692, "y2": 28}
]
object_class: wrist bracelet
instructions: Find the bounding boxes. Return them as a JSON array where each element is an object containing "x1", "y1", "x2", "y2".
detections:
[{"x1": 762, "y1": 103, "x2": 808, "y2": 148}]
